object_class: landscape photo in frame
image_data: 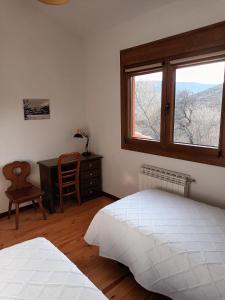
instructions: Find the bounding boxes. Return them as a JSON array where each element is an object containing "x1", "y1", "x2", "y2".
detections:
[{"x1": 23, "y1": 99, "x2": 50, "y2": 120}]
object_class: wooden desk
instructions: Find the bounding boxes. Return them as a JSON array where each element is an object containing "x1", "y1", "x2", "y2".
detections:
[{"x1": 37, "y1": 154, "x2": 102, "y2": 212}]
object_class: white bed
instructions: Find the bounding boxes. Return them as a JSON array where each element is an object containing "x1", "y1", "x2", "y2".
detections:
[
  {"x1": 85, "y1": 189, "x2": 225, "y2": 300},
  {"x1": 0, "y1": 237, "x2": 107, "y2": 300}
]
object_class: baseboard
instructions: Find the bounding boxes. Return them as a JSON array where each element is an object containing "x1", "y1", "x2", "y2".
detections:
[
  {"x1": 102, "y1": 191, "x2": 120, "y2": 201},
  {"x1": 0, "y1": 204, "x2": 34, "y2": 219}
]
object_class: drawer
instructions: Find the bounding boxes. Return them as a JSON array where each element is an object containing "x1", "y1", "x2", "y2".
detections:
[
  {"x1": 80, "y1": 177, "x2": 101, "y2": 188},
  {"x1": 81, "y1": 160, "x2": 100, "y2": 171},
  {"x1": 81, "y1": 185, "x2": 101, "y2": 198},
  {"x1": 80, "y1": 169, "x2": 100, "y2": 180}
]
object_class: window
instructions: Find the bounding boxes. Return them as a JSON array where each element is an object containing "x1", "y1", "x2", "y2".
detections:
[
  {"x1": 173, "y1": 61, "x2": 225, "y2": 148},
  {"x1": 121, "y1": 21, "x2": 225, "y2": 167},
  {"x1": 131, "y1": 70, "x2": 163, "y2": 141}
]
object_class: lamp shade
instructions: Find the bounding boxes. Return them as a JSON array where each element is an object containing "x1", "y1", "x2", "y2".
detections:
[{"x1": 38, "y1": 0, "x2": 69, "y2": 5}]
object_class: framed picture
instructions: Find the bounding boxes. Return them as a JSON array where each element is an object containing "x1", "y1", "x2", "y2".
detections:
[{"x1": 23, "y1": 99, "x2": 50, "y2": 120}]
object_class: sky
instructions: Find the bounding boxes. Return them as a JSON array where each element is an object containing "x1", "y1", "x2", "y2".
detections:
[{"x1": 136, "y1": 61, "x2": 225, "y2": 84}]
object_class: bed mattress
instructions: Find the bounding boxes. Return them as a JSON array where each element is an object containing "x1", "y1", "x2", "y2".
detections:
[
  {"x1": 0, "y1": 237, "x2": 107, "y2": 300},
  {"x1": 85, "y1": 189, "x2": 225, "y2": 300}
]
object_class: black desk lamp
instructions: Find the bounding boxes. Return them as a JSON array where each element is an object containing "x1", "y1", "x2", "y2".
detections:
[{"x1": 74, "y1": 129, "x2": 91, "y2": 157}]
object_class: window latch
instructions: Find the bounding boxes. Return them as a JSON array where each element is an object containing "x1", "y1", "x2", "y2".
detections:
[{"x1": 165, "y1": 103, "x2": 170, "y2": 113}]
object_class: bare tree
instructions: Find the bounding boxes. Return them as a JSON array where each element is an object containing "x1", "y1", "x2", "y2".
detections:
[
  {"x1": 135, "y1": 81, "x2": 222, "y2": 147},
  {"x1": 174, "y1": 90, "x2": 196, "y2": 144},
  {"x1": 174, "y1": 88, "x2": 222, "y2": 147},
  {"x1": 135, "y1": 81, "x2": 161, "y2": 140}
]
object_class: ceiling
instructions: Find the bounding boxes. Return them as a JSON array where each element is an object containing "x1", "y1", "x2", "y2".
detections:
[{"x1": 33, "y1": 0, "x2": 177, "y2": 37}]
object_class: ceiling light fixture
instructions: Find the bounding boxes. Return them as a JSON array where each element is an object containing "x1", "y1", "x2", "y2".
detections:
[{"x1": 38, "y1": 0, "x2": 69, "y2": 5}]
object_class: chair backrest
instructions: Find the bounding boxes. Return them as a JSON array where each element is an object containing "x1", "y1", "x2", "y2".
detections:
[
  {"x1": 2, "y1": 161, "x2": 32, "y2": 192},
  {"x1": 57, "y1": 152, "x2": 81, "y2": 188}
]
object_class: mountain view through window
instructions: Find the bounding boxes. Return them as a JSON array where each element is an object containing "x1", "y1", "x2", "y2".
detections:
[
  {"x1": 174, "y1": 61, "x2": 224, "y2": 147},
  {"x1": 132, "y1": 71, "x2": 162, "y2": 141},
  {"x1": 132, "y1": 61, "x2": 225, "y2": 148}
]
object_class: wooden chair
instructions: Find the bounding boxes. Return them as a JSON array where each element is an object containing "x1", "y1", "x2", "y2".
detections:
[
  {"x1": 2, "y1": 161, "x2": 47, "y2": 229},
  {"x1": 57, "y1": 152, "x2": 81, "y2": 213}
]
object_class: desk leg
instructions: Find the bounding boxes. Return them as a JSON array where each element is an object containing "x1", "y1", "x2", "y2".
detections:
[{"x1": 39, "y1": 165, "x2": 56, "y2": 213}]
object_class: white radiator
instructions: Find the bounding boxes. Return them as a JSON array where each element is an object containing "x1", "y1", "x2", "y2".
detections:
[{"x1": 139, "y1": 164, "x2": 194, "y2": 197}]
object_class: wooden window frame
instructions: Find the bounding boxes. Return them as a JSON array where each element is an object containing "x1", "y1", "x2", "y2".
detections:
[{"x1": 121, "y1": 21, "x2": 225, "y2": 167}]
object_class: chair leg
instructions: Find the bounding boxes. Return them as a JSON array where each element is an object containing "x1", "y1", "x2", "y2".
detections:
[
  {"x1": 59, "y1": 190, "x2": 64, "y2": 213},
  {"x1": 8, "y1": 200, "x2": 13, "y2": 219},
  {"x1": 38, "y1": 196, "x2": 47, "y2": 220},
  {"x1": 15, "y1": 203, "x2": 19, "y2": 230},
  {"x1": 32, "y1": 200, "x2": 37, "y2": 211},
  {"x1": 76, "y1": 186, "x2": 81, "y2": 206}
]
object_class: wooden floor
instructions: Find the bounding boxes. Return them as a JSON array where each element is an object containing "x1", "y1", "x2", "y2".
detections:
[{"x1": 0, "y1": 196, "x2": 170, "y2": 300}]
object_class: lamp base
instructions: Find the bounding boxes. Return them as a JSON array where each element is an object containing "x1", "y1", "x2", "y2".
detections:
[{"x1": 82, "y1": 151, "x2": 91, "y2": 157}]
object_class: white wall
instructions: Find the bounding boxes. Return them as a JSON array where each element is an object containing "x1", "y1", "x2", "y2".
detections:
[
  {"x1": 0, "y1": 1, "x2": 85, "y2": 213},
  {"x1": 1, "y1": 0, "x2": 225, "y2": 214},
  {"x1": 83, "y1": 0, "x2": 225, "y2": 208}
]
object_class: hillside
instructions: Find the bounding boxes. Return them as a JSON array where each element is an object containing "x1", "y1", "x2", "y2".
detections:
[
  {"x1": 139, "y1": 80, "x2": 217, "y2": 94},
  {"x1": 193, "y1": 84, "x2": 223, "y2": 106},
  {"x1": 135, "y1": 80, "x2": 223, "y2": 146}
]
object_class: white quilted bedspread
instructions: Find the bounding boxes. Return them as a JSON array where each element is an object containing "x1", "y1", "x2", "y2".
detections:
[
  {"x1": 85, "y1": 189, "x2": 225, "y2": 300},
  {"x1": 0, "y1": 238, "x2": 107, "y2": 300}
]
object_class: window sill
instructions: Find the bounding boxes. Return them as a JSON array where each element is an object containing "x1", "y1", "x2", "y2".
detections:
[{"x1": 122, "y1": 138, "x2": 225, "y2": 167}]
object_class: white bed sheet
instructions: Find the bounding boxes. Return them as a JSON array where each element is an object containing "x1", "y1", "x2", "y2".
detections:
[
  {"x1": 0, "y1": 237, "x2": 107, "y2": 300},
  {"x1": 85, "y1": 189, "x2": 225, "y2": 300}
]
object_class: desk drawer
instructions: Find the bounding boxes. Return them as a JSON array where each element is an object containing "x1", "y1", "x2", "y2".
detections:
[
  {"x1": 82, "y1": 160, "x2": 100, "y2": 171},
  {"x1": 81, "y1": 185, "x2": 101, "y2": 198},
  {"x1": 81, "y1": 169, "x2": 100, "y2": 180},
  {"x1": 80, "y1": 177, "x2": 100, "y2": 188}
]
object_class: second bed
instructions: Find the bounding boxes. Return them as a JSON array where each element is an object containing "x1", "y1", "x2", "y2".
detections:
[{"x1": 85, "y1": 189, "x2": 225, "y2": 300}]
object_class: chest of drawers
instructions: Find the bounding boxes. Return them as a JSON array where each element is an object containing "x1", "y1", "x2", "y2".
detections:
[{"x1": 80, "y1": 156, "x2": 102, "y2": 200}]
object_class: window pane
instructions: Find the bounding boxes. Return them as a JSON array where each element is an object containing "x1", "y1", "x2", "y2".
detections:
[
  {"x1": 173, "y1": 61, "x2": 225, "y2": 148},
  {"x1": 131, "y1": 71, "x2": 162, "y2": 141}
]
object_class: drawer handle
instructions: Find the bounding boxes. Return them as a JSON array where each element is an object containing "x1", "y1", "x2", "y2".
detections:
[
  {"x1": 90, "y1": 181, "x2": 93, "y2": 185},
  {"x1": 89, "y1": 163, "x2": 93, "y2": 168},
  {"x1": 90, "y1": 173, "x2": 93, "y2": 176}
]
